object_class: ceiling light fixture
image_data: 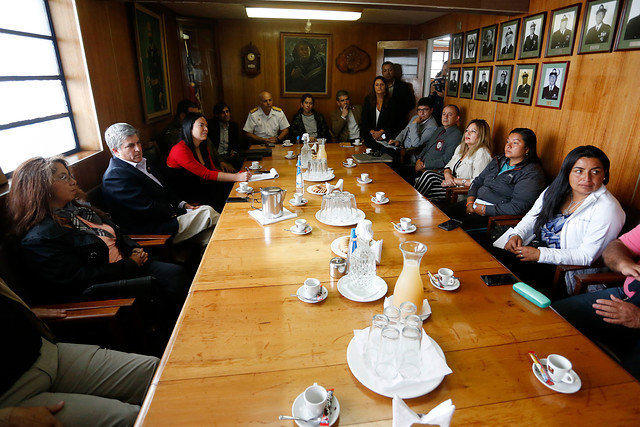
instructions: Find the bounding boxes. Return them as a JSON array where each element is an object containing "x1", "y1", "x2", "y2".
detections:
[{"x1": 246, "y1": 7, "x2": 361, "y2": 21}]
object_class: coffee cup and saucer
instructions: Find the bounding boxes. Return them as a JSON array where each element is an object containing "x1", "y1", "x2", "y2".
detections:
[
  {"x1": 290, "y1": 193, "x2": 308, "y2": 206},
  {"x1": 371, "y1": 191, "x2": 389, "y2": 205},
  {"x1": 394, "y1": 217, "x2": 416, "y2": 234},
  {"x1": 285, "y1": 150, "x2": 297, "y2": 159},
  {"x1": 290, "y1": 219, "x2": 312, "y2": 235},
  {"x1": 249, "y1": 161, "x2": 262, "y2": 170},
  {"x1": 352, "y1": 139, "x2": 362, "y2": 146},
  {"x1": 356, "y1": 173, "x2": 372, "y2": 184},
  {"x1": 343, "y1": 158, "x2": 356, "y2": 168},
  {"x1": 430, "y1": 268, "x2": 460, "y2": 291},
  {"x1": 532, "y1": 354, "x2": 582, "y2": 393},
  {"x1": 282, "y1": 139, "x2": 293, "y2": 147},
  {"x1": 236, "y1": 182, "x2": 254, "y2": 194},
  {"x1": 289, "y1": 383, "x2": 340, "y2": 426},
  {"x1": 296, "y1": 278, "x2": 328, "y2": 303}
]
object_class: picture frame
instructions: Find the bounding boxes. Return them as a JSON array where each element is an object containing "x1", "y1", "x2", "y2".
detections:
[
  {"x1": 497, "y1": 19, "x2": 520, "y2": 60},
  {"x1": 491, "y1": 65, "x2": 513, "y2": 103},
  {"x1": 479, "y1": 24, "x2": 498, "y2": 61},
  {"x1": 463, "y1": 30, "x2": 479, "y2": 63},
  {"x1": 511, "y1": 63, "x2": 538, "y2": 105},
  {"x1": 460, "y1": 67, "x2": 475, "y2": 99},
  {"x1": 447, "y1": 67, "x2": 460, "y2": 97},
  {"x1": 578, "y1": 0, "x2": 621, "y2": 53},
  {"x1": 450, "y1": 33, "x2": 464, "y2": 64},
  {"x1": 281, "y1": 33, "x2": 332, "y2": 98},
  {"x1": 546, "y1": 3, "x2": 582, "y2": 57},
  {"x1": 536, "y1": 61, "x2": 570, "y2": 109},
  {"x1": 519, "y1": 12, "x2": 547, "y2": 59},
  {"x1": 133, "y1": 3, "x2": 171, "y2": 123},
  {"x1": 615, "y1": 0, "x2": 640, "y2": 50},
  {"x1": 475, "y1": 66, "x2": 492, "y2": 101}
]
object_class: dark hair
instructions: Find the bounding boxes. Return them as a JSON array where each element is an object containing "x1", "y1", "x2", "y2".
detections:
[
  {"x1": 213, "y1": 102, "x2": 229, "y2": 115},
  {"x1": 382, "y1": 61, "x2": 394, "y2": 68},
  {"x1": 508, "y1": 127, "x2": 540, "y2": 164},
  {"x1": 417, "y1": 97, "x2": 434, "y2": 108},
  {"x1": 292, "y1": 40, "x2": 314, "y2": 60},
  {"x1": 181, "y1": 112, "x2": 213, "y2": 168},
  {"x1": 533, "y1": 145, "x2": 610, "y2": 233},
  {"x1": 367, "y1": 75, "x2": 390, "y2": 107},
  {"x1": 444, "y1": 104, "x2": 460, "y2": 116},
  {"x1": 176, "y1": 99, "x2": 199, "y2": 117},
  {"x1": 335, "y1": 90, "x2": 349, "y2": 101},
  {"x1": 300, "y1": 93, "x2": 314, "y2": 104}
]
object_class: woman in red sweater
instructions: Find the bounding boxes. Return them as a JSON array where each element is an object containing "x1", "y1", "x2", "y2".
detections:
[{"x1": 167, "y1": 112, "x2": 250, "y2": 211}]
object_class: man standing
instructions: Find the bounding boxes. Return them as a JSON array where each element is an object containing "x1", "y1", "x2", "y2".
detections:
[
  {"x1": 414, "y1": 105, "x2": 462, "y2": 173},
  {"x1": 243, "y1": 91, "x2": 290, "y2": 145},
  {"x1": 551, "y1": 15, "x2": 572, "y2": 48},
  {"x1": 382, "y1": 61, "x2": 416, "y2": 128},
  {"x1": 501, "y1": 28, "x2": 514, "y2": 54},
  {"x1": 389, "y1": 97, "x2": 438, "y2": 165},
  {"x1": 495, "y1": 71, "x2": 508, "y2": 96},
  {"x1": 102, "y1": 123, "x2": 218, "y2": 244},
  {"x1": 330, "y1": 90, "x2": 362, "y2": 142},
  {"x1": 158, "y1": 99, "x2": 199, "y2": 159},
  {"x1": 516, "y1": 72, "x2": 531, "y2": 98},
  {"x1": 542, "y1": 69, "x2": 560, "y2": 100},
  {"x1": 585, "y1": 5, "x2": 612, "y2": 44},
  {"x1": 523, "y1": 22, "x2": 539, "y2": 51},
  {"x1": 477, "y1": 71, "x2": 489, "y2": 95}
]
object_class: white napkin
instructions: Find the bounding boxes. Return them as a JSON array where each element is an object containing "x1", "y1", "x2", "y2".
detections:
[
  {"x1": 355, "y1": 220, "x2": 381, "y2": 264},
  {"x1": 249, "y1": 168, "x2": 279, "y2": 182},
  {"x1": 384, "y1": 297, "x2": 431, "y2": 320},
  {"x1": 247, "y1": 207, "x2": 297, "y2": 225},
  {"x1": 352, "y1": 328, "x2": 452, "y2": 391},
  {"x1": 392, "y1": 397, "x2": 455, "y2": 427},
  {"x1": 312, "y1": 142, "x2": 318, "y2": 152},
  {"x1": 371, "y1": 239, "x2": 383, "y2": 264},
  {"x1": 326, "y1": 178, "x2": 343, "y2": 193}
]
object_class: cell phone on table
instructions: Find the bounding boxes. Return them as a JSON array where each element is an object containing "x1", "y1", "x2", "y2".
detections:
[
  {"x1": 438, "y1": 219, "x2": 463, "y2": 231},
  {"x1": 481, "y1": 273, "x2": 518, "y2": 286},
  {"x1": 226, "y1": 197, "x2": 250, "y2": 203}
]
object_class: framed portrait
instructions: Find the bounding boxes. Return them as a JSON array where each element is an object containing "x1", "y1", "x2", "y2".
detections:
[
  {"x1": 450, "y1": 33, "x2": 464, "y2": 64},
  {"x1": 511, "y1": 64, "x2": 538, "y2": 105},
  {"x1": 281, "y1": 33, "x2": 332, "y2": 98},
  {"x1": 578, "y1": 0, "x2": 621, "y2": 53},
  {"x1": 475, "y1": 67, "x2": 492, "y2": 101},
  {"x1": 616, "y1": 0, "x2": 640, "y2": 50},
  {"x1": 536, "y1": 61, "x2": 570, "y2": 109},
  {"x1": 519, "y1": 13, "x2": 547, "y2": 58},
  {"x1": 497, "y1": 19, "x2": 520, "y2": 60},
  {"x1": 133, "y1": 3, "x2": 171, "y2": 123},
  {"x1": 491, "y1": 65, "x2": 513, "y2": 103},
  {"x1": 479, "y1": 25, "x2": 498, "y2": 61},
  {"x1": 464, "y1": 30, "x2": 479, "y2": 63},
  {"x1": 546, "y1": 4, "x2": 582, "y2": 57},
  {"x1": 447, "y1": 67, "x2": 460, "y2": 97},
  {"x1": 460, "y1": 67, "x2": 475, "y2": 99}
]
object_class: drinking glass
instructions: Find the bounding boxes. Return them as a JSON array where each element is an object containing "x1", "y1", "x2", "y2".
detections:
[
  {"x1": 383, "y1": 305, "x2": 401, "y2": 326},
  {"x1": 375, "y1": 327, "x2": 400, "y2": 379},
  {"x1": 404, "y1": 314, "x2": 423, "y2": 329},
  {"x1": 398, "y1": 325, "x2": 422, "y2": 379},
  {"x1": 400, "y1": 301, "x2": 417, "y2": 323},
  {"x1": 365, "y1": 314, "x2": 389, "y2": 367}
]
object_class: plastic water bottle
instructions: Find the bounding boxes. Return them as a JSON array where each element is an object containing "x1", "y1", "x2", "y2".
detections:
[{"x1": 295, "y1": 155, "x2": 304, "y2": 195}]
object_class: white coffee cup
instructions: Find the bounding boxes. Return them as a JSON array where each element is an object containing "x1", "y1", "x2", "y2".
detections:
[
  {"x1": 365, "y1": 148, "x2": 372, "y2": 154},
  {"x1": 376, "y1": 191, "x2": 386, "y2": 202},
  {"x1": 284, "y1": 139, "x2": 291, "y2": 145},
  {"x1": 354, "y1": 138, "x2": 361, "y2": 145},
  {"x1": 252, "y1": 161, "x2": 259, "y2": 168},
  {"x1": 438, "y1": 267, "x2": 455, "y2": 286},
  {"x1": 400, "y1": 217, "x2": 412, "y2": 231},
  {"x1": 294, "y1": 218, "x2": 307, "y2": 232},
  {"x1": 360, "y1": 173, "x2": 369, "y2": 182},
  {"x1": 546, "y1": 354, "x2": 575, "y2": 384},
  {"x1": 287, "y1": 150, "x2": 294, "y2": 157},
  {"x1": 294, "y1": 193, "x2": 303, "y2": 203},
  {"x1": 346, "y1": 158, "x2": 354, "y2": 166},
  {"x1": 239, "y1": 182, "x2": 249, "y2": 192},
  {"x1": 303, "y1": 278, "x2": 321, "y2": 299},
  {"x1": 303, "y1": 383, "x2": 327, "y2": 418}
]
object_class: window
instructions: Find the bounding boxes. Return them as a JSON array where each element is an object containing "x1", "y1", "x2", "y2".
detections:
[{"x1": 0, "y1": 0, "x2": 80, "y2": 175}]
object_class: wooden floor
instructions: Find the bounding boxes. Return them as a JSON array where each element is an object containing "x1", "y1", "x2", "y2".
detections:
[{"x1": 136, "y1": 144, "x2": 640, "y2": 426}]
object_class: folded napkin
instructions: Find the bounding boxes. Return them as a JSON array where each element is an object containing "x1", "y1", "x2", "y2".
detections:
[
  {"x1": 249, "y1": 168, "x2": 279, "y2": 182},
  {"x1": 248, "y1": 207, "x2": 297, "y2": 225},
  {"x1": 356, "y1": 220, "x2": 382, "y2": 264},
  {"x1": 353, "y1": 327, "x2": 452, "y2": 392},
  {"x1": 392, "y1": 397, "x2": 455, "y2": 427},
  {"x1": 325, "y1": 178, "x2": 343, "y2": 193}
]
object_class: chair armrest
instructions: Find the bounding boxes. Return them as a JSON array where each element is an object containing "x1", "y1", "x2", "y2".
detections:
[
  {"x1": 81, "y1": 276, "x2": 156, "y2": 301},
  {"x1": 33, "y1": 298, "x2": 134, "y2": 323},
  {"x1": 128, "y1": 235, "x2": 171, "y2": 247},
  {"x1": 487, "y1": 215, "x2": 523, "y2": 230},
  {"x1": 573, "y1": 271, "x2": 626, "y2": 295},
  {"x1": 444, "y1": 187, "x2": 468, "y2": 204}
]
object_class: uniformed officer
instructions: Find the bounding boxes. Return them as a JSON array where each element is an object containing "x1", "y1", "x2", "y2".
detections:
[
  {"x1": 516, "y1": 71, "x2": 531, "y2": 98},
  {"x1": 585, "y1": 4, "x2": 611, "y2": 44},
  {"x1": 551, "y1": 15, "x2": 572, "y2": 49},
  {"x1": 243, "y1": 91, "x2": 290, "y2": 144},
  {"x1": 542, "y1": 68, "x2": 560, "y2": 100}
]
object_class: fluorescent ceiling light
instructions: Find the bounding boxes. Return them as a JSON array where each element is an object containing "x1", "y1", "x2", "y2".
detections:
[{"x1": 246, "y1": 7, "x2": 361, "y2": 21}]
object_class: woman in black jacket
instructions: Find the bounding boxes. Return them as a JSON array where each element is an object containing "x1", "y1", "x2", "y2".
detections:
[{"x1": 360, "y1": 75, "x2": 402, "y2": 148}]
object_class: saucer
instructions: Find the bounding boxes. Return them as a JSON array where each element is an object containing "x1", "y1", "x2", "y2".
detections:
[
  {"x1": 371, "y1": 196, "x2": 389, "y2": 205},
  {"x1": 352, "y1": 141, "x2": 363, "y2": 146},
  {"x1": 343, "y1": 162, "x2": 357, "y2": 168},
  {"x1": 337, "y1": 275, "x2": 388, "y2": 302},
  {"x1": 295, "y1": 285, "x2": 328, "y2": 303},
  {"x1": 292, "y1": 390, "x2": 340, "y2": 427},
  {"x1": 356, "y1": 178, "x2": 372, "y2": 184},
  {"x1": 282, "y1": 143, "x2": 293, "y2": 147},
  {"x1": 249, "y1": 165, "x2": 262, "y2": 170},
  {"x1": 394, "y1": 223, "x2": 416, "y2": 234},
  {"x1": 236, "y1": 186, "x2": 254, "y2": 194},
  {"x1": 285, "y1": 154, "x2": 296, "y2": 159},
  {"x1": 289, "y1": 198, "x2": 308, "y2": 206},
  {"x1": 290, "y1": 224, "x2": 312, "y2": 235},
  {"x1": 430, "y1": 275, "x2": 460, "y2": 291},
  {"x1": 532, "y1": 359, "x2": 582, "y2": 394}
]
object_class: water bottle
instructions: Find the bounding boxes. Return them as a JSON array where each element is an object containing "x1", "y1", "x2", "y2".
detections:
[
  {"x1": 348, "y1": 224, "x2": 376, "y2": 298},
  {"x1": 300, "y1": 134, "x2": 312, "y2": 170},
  {"x1": 295, "y1": 155, "x2": 304, "y2": 195}
]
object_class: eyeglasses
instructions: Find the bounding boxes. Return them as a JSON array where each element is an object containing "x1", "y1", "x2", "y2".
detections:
[{"x1": 54, "y1": 173, "x2": 74, "y2": 182}]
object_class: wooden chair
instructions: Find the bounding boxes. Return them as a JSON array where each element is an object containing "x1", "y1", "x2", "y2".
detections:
[
  {"x1": 572, "y1": 270, "x2": 625, "y2": 296},
  {"x1": 444, "y1": 186, "x2": 468, "y2": 204}
]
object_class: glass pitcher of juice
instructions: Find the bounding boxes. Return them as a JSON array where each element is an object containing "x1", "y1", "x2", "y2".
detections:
[
  {"x1": 393, "y1": 241, "x2": 427, "y2": 313},
  {"x1": 316, "y1": 138, "x2": 327, "y2": 160}
]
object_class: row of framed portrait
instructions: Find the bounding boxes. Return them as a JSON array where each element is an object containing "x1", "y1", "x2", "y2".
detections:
[
  {"x1": 446, "y1": 62, "x2": 570, "y2": 110},
  {"x1": 450, "y1": 0, "x2": 640, "y2": 64}
]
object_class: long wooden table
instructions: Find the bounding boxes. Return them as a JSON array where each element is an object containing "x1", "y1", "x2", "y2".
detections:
[{"x1": 136, "y1": 144, "x2": 640, "y2": 425}]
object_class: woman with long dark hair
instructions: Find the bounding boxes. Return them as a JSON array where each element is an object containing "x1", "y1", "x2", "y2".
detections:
[
  {"x1": 502, "y1": 145, "x2": 625, "y2": 292},
  {"x1": 360, "y1": 75, "x2": 401, "y2": 147}
]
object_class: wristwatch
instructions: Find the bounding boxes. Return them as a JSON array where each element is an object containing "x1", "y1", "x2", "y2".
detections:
[{"x1": 462, "y1": 179, "x2": 467, "y2": 185}]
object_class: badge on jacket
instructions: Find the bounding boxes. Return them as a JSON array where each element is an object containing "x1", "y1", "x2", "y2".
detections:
[{"x1": 436, "y1": 140, "x2": 444, "y2": 151}]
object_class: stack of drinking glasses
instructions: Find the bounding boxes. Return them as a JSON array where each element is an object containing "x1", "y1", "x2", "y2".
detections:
[
  {"x1": 364, "y1": 302, "x2": 424, "y2": 380},
  {"x1": 318, "y1": 191, "x2": 358, "y2": 224},
  {"x1": 305, "y1": 158, "x2": 329, "y2": 180}
]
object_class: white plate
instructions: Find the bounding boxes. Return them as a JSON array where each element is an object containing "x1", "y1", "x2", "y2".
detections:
[
  {"x1": 289, "y1": 198, "x2": 308, "y2": 206},
  {"x1": 249, "y1": 165, "x2": 262, "y2": 170},
  {"x1": 430, "y1": 275, "x2": 460, "y2": 291},
  {"x1": 306, "y1": 184, "x2": 329, "y2": 196},
  {"x1": 331, "y1": 236, "x2": 350, "y2": 258},
  {"x1": 343, "y1": 162, "x2": 357, "y2": 168},
  {"x1": 532, "y1": 359, "x2": 582, "y2": 394},
  {"x1": 303, "y1": 172, "x2": 335, "y2": 182},
  {"x1": 236, "y1": 186, "x2": 254, "y2": 194},
  {"x1": 295, "y1": 285, "x2": 328, "y2": 303},
  {"x1": 356, "y1": 178, "x2": 372, "y2": 184},
  {"x1": 346, "y1": 334, "x2": 446, "y2": 398},
  {"x1": 337, "y1": 275, "x2": 387, "y2": 302},
  {"x1": 290, "y1": 224, "x2": 312, "y2": 235},
  {"x1": 394, "y1": 223, "x2": 416, "y2": 234},
  {"x1": 315, "y1": 209, "x2": 366, "y2": 227},
  {"x1": 291, "y1": 390, "x2": 340, "y2": 427},
  {"x1": 371, "y1": 196, "x2": 389, "y2": 205}
]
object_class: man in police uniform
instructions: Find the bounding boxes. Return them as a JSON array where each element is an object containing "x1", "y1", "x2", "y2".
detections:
[
  {"x1": 523, "y1": 22, "x2": 539, "y2": 51},
  {"x1": 495, "y1": 71, "x2": 508, "y2": 96},
  {"x1": 542, "y1": 68, "x2": 560, "y2": 100},
  {"x1": 477, "y1": 71, "x2": 488, "y2": 95},
  {"x1": 551, "y1": 15, "x2": 572, "y2": 49},
  {"x1": 516, "y1": 71, "x2": 531, "y2": 98},
  {"x1": 585, "y1": 5, "x2": 612, "y2": 44},
  {"x1": 243, "y1": 91, "x2": 290, "y2": 144}
]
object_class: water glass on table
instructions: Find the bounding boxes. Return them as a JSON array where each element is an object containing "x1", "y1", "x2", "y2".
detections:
[
  {"x1": 399, "y1": 301, "x2": 417, "y2": 323},
  {"x1": 375, "y1": 326, "x2": 400, "y2": 379},
  {"x1": 398, "y1": 325, "x2": 422, "y2": 379},
  {"x1": 365, "y1": 314, "x2": 389, "y2": 367}
]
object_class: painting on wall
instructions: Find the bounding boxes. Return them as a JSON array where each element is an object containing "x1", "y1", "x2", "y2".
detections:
[
  {"x1": 460, "y1": 67, "x2": 475, "y2": 99},
  {"x1": 447, "y1": 67, "x2": 460, "y2": 97},
  {"x1": 450, "y1": 33, "x2": 463, "y2": 64},
  {"x1": 491, "y1": 65, "x2": 513, "y2": 103},
  {"x1": 536, "y1": 61, "x2": 570, "y2": 109},
  {"x1": 281, "y1": 33, "x2": 332, "y2": 97},
  {"x1": 511, "y1": 63, "x2": 538, "y2": 105},
  {"x1": 519, "y1": 12, "x2": 547, "y2": 59},
  {"x1": 616, "y1": 0, "x2": 640, "y2": 50},
  {"x1": 578, "y1": 0, "x2": 621, "y2": 54},
  {"x1": 497, "y1": 19, "x2": 520, "y2": 60},
  {"x1": 133, "y1": 3, "x2": 171, "y2": 123},
  {"x1": 464, "y1": 30, "x2": 479, "y2": 63},
  {"x1": 475, "y1": 66, "x2": 492, "y2": 101},
  {"x1": 546, "y1": 3, "x2": 582, "y2": 57},
  {"x1": 479, "y1": 25, "x2": 498, "y2": 61}
]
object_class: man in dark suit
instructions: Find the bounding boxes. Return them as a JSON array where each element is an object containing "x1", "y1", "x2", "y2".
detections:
[
  {"x1": 382, "y1": 61, "x2": 415, "y2": 129},
  {"x1": 551, "y1": 15, "x2": 572, "y2": 48},
  {"x1": 209, "y1": 102, "x2": 244, "y2": 170},
  {"x1": 495, "y1": 71, "x2": 508, "y2": 96},
  {"x1": 516, "y1": 71, "x2": 531, "y2": 98},
  {"x1": 102, "y1": 123, "x2": 218, "y2": 244},
  {"x1": 542, "y1": 68, "x2": 560, "y2": 100},
  {"x1": 625, "y1": 12, "x2": 640, "y2": 40},
  {"x1": 481, "y1": 29, "x2": 494, "y2": 57},
  {"x1": 449, "y1": 72, "x2": 458, "y2": 93},
  {"x1": 477, "y1": 71, "x2": 488, "y2": 95},
  {"x1": 462, "y1": 72, "x2": 472, "y2": 94},
  {"x1": 585, "y1": 4, "x2": 612, "y2": 44},
  {"x1": 523, "y1": 22, "x2": 539, "y2": 51},
  {"x1": 501, "y1": 28, "x2": 514, "y2": 55}
]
